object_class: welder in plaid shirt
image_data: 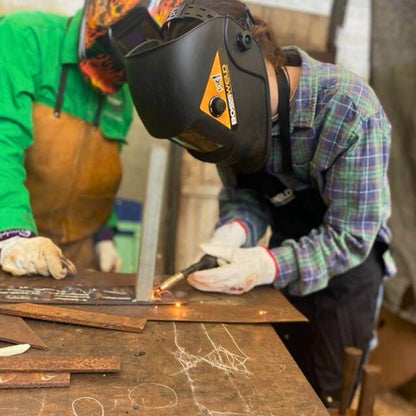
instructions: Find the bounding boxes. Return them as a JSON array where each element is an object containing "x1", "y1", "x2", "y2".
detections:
[{"x1": 125, "y1": 0, "x2": 395, "y2": 407}]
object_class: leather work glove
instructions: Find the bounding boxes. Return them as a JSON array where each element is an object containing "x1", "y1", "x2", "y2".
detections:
[
  {"x1": 206, "y1": 220, "x2": 247, "y2": 247},
  {"x1": 95, "y1": 240, "x2": 122, "y2": 272},
  {"x1": 188, "y1": 243, "x2": 278, "y2": 295},
  {"x1": 0, "y1": 236, "x2": 76, "y2": 279}
]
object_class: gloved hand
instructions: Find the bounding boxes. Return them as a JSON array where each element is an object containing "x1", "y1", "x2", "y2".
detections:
[
  {"x1": 0, "y1": 236, "x2": 76, "y2": 279},
  {"x1": 188, "y1": 243, "x2": 278, "y2": 295},
  {"x1": 95, "y1": 240, "x2": 122, "y2": 272},
  {"x1": 206, "y1": 220, "x2": 247, "y2": 247}
]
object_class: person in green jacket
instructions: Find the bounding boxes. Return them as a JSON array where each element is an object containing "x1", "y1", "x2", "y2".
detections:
[{"x1": 0, "y1": 1, "x2": 140, "y2": 279}]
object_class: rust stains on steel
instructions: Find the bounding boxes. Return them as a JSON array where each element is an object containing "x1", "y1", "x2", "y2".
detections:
[
  {"x1": 0, "y1": 355, "x2": 120, "y2": 373},
  {"x1": 0, "y1": 372, "x2": 70, "y2": 389},
  {"x1": 0, "y1": 303, "x2": 146, "y2": 333},
  {"x1": 0, "y1": 314, "x2": 48, "y2": 350}
]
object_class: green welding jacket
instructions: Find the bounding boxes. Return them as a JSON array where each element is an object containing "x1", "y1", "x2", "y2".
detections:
[{"x1": 0, "y1": 10, "x2": 133, "y2": 235}]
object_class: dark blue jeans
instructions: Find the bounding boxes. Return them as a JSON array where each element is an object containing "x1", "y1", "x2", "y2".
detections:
[{"x1": 273, "y1": 242, "x2": 385, "y2": 408}]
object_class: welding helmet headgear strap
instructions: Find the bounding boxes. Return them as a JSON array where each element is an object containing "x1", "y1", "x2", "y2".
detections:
[
  {"x1": 126, "y1": 14, "x2": 271, "y2": 173},
  {"x1": 161, "y1": 2, "x2": 255, "y2": 36}
]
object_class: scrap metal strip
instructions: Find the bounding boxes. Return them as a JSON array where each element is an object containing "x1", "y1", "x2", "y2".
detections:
[
  {"x1": 0, "y1": 303, "x2": 146, "y2": 333},
  {"x1": 0, "y1": 315, "x2": 48, "y2": 350},
  {"x1": 0, "y1": 372, "x2": 70, "y2": 388},
  {"x1": 0, "y1": 355, "x2": 120, "y2": 373}
]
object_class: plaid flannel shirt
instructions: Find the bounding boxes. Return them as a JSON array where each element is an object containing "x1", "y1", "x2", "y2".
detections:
[{"x1": 217, "y1": 47, "x2": 396, "y2": 296}]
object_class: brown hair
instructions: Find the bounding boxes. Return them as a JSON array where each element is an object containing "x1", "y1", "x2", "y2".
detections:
[{"x1": 163, "y1": 0, "x2": 285, "y2": 70}]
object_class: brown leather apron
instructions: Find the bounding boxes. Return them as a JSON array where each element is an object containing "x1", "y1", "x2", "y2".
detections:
[{"x1": 24, "y1": 102, "x2": 122, "y2": 269}]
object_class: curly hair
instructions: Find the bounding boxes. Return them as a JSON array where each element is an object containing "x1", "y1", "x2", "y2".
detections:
[{"x1": 163, "y1": 0, "x2": 285, "y2": 70}]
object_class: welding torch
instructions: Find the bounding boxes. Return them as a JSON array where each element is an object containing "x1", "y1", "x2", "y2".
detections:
[{"x1": 153, "y1": 254, "x2": 219, "y2": 295}]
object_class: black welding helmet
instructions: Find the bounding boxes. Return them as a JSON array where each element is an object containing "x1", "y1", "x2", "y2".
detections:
[{"x1": 125, "y1": 3, "x2": 271, "y2": 173}]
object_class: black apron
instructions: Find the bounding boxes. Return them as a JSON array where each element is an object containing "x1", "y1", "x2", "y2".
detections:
[{"x1": 234, "y1": 50, "x2": 384, "y2": 408}]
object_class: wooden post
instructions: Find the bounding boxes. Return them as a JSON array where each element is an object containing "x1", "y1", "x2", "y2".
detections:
[
  {"x1": 356, "y1": 364, "x2": 380, "y2": 416},
  {"x1": 339, "y1": 347, "x2": 363, "y2": 415}
]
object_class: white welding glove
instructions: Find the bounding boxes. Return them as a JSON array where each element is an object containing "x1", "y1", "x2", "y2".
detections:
[
  {"x1": 95, "y1": 240, "x2": 122, "y2": 272},
  {"x1": 188, "y1": 243, "x2": 278, "y2": 295},
  {"x1": 0, "y1": 236, "x2": 76, "y2": 280},
  {"x1": 206, "y1": 220, "x2": 247, "y2": 247}
]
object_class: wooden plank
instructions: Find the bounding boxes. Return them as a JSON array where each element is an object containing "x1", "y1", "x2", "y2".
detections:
[
  {"x1": 0, "y1": 315, "x2": 47, "y2": 350},
  {"x1": 0, "y1": 372, "x2": 70, "y2": 389},
  {"x1": 246, "y1": 3, "x2": 329, "y2": 51},
  {"x1": 0, "y1": 303, "x2": 146, "y2": 333},
  {"x1": 328, "y1": 409, "x2": 356, "y2": 416},
  {"x1": 0, "y1": 355, "x2": 120, "y2": 373}
]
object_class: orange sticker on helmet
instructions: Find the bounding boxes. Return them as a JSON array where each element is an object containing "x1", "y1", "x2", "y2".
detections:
[{"x1": 200, "y1": 51, "x2": 237, "y2": 130}]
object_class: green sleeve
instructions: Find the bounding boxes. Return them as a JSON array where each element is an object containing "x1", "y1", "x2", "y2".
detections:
[{"x1": 0, "y1": 18, "x2": 39, "y2": 233}]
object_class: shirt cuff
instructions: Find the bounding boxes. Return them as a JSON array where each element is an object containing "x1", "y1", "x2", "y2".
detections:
[
  {"x1": 0, "y1": 229, "x2": 35, "y2": 241},
  {"x1": 270, "y1": 245, "x2": 297, "y2": 289},
  {"x1": 93, "y1": 227, "x2": 114, "y2": 244}
]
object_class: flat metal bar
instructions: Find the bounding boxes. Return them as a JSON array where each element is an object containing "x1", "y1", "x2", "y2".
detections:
[
  {"x1": 0, "y1": 372, "x2": 70, "y2": 388},
  {"x1": 135, "y1": 145, "x2": 169, "y2": 301},
  {"x1": 0, "y1": 355, "x2": 120, "y2": 373},
  {"x1": 0, "y1": 303, "x2": 146, "y2": 333},
  {"x1": 0, "y1": 315, "x2": 47, "y2": 350},
  {"x1": 0, "y1": 270, "x2": 187, "y2": 305}
]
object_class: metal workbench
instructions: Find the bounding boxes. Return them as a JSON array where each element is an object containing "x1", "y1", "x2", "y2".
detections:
[
  {"x1": 1, "y1": 320, "x2": 329, "y2": 415},
  {"x1": 0, "y1": 270, "x2": 329, "y2": 415}
]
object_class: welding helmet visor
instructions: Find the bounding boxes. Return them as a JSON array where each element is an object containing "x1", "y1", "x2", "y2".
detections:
[
  {"x1": 125, "y1": 6, "x2": 271, "y2": 173},
  {"x1": 78, "y1": 0, "x2": 163, "y2": 94}
]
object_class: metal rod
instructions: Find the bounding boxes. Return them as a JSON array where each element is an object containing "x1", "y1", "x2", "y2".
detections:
[{"x1": 135, "y1": 145, "x2": 168, "y2": 301}]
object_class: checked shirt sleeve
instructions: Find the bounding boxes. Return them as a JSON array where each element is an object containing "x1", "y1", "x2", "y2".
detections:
[
  {"x1": 216, "y1": 168, "x2": 272, "y2": 247},
  {"x1": 273, "y1": 94, "x2": 392, "y2": 295}
]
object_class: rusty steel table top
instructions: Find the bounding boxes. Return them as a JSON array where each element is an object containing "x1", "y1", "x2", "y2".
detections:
[
  {"x1": 0, "y1": 320, "x2": 329, "y2": 416},
  {"x1": 0, "y1": 270, "x2": 306, "y2": 323}
]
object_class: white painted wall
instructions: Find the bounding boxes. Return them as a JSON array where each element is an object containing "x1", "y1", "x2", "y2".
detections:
[
  {"x1": 0, "y1": 0, "x2": 83, "y2": 14},
  {"x1": 248, "y1": 0, "x2": 332, "y2": 16},
  {"x1": 248, "y1": 0, "x2": 371, "y2": 80},
  {"x1": 335, "y1": 0, "x2": 371, "y2": 80}
]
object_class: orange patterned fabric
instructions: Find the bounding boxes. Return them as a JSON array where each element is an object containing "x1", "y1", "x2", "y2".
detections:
[
  {"x1": 78, "y1": 0, "x2": 184, "y2": 94},
  {"x1": 79, "y1": 0, "x2": 145, "y2": 94},
  {"x1": 148, "y1": 0, "x2": 183, "y2": 25}
]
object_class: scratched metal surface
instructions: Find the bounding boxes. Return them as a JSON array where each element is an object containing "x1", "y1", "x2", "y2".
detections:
[
  {"x1": 0, "y1": 270, "x2": 306, "y2": 323},
  {"x1": 0, "y1": 270, "x2": 187, "y2": 305},
  {"x1": 0, "y1": 321, "x2": 329, "y2": 416},
  {"x1": 0, "y1": 315, "x2": 48, "y2": 350}
]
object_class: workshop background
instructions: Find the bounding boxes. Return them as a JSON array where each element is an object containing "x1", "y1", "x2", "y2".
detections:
[{"x1": 1, "y1": 0, "x2": 415, "y2": 414}]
